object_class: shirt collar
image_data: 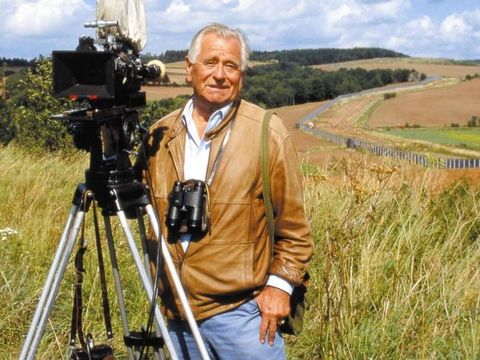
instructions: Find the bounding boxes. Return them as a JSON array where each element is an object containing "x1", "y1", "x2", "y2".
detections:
[{"x1": 182, "y1": 97, "x2": 233, "y2": 138}]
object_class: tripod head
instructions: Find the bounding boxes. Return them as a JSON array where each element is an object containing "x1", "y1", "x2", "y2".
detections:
[{"x1": 53, "y1": 106, "x2": 147, "y2": 216}]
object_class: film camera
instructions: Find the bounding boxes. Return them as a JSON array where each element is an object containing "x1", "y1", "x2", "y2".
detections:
[
  {"x1": 52, "y1": 20, "x2": 162, "y2": 108},
  {"x1": 51, "y1": 20, "x2": 163, "y2": 213},
  {"x1": 166, "y1": 180, "x2": 210, "y2": 234}
]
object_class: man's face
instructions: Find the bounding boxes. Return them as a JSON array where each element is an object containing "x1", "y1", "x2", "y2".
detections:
[{"x1": 186, "y1": 33, "x2": 244, "y2": 111}]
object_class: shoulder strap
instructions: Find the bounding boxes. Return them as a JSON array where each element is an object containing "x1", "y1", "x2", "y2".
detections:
[{"x1": 260, "y1": 110, "x2": 275, "y2": 256}]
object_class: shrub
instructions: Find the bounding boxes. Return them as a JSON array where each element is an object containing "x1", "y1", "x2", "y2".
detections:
[
  {"x1": 140, "y1": 96, "x2": 189, "y2": 129},
  {"x1": 383, "y1": 92, "x2": 397, "y2": 100},
  {"x1": 467, "y1": 115, "x2": 478, "y2": 127},
  {"x1": 1, "y1": 58, "x2": 72, "y2": 150}
]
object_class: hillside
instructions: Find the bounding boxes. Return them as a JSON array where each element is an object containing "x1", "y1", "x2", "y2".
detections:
[
  {"x1": 368, "y1": 78, "x2": 480, "y2": 128},
  {"x1": 315, "y1": 57, "x2": 480, "y2": 77}
]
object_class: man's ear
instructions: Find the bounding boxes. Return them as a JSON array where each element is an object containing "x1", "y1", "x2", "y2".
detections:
[{"x1": 185, "y1": 56, "x2": 193, "y2": 84}]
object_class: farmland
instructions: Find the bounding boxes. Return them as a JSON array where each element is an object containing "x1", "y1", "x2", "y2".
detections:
[
  {"x1": 380, "y1": 128, "x2": 480, "y2": 150},
  {"x1": 142, "y1": 84, "x2": 191, "y2": 101},
  {"x1": 304, "y1": 57, "x2": 480, "y2": 161},
  {"x1": 368, "y1": 78, "x2": 480, "y2": 128},
  {"x1": 162, "y1": 60, "x2": 270, "y2": 86},
  {"x1": 315, "y1": 57, "x2": 480, "y2": 77}
]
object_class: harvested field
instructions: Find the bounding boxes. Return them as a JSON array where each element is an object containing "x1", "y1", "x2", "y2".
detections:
[
  {"x1": 165, "y1": 61, "x2": 186, "y2": 85},
  {"x1": 368, "y1": 78, "x2": 480, "y2": 128},
  {"x1": 164, "y1": 60, "x2": 271, "y2": 85},
  {"x1": 316, "y1": 57, "x2": 480, "y2": 78},
  {"x1": 317, "y1": 97, "x2": 374, "y2": 128},
  {"x1": 274, "y1": 101, "x2": 333, "y2": 153},
  {"x1": 143, "y1": 85, "x2": 192, "y2": 101}
]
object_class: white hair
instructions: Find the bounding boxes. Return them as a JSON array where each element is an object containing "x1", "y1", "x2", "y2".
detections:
[{"x1": 187, "y1": 23, "x2": 251, "y2": 71}]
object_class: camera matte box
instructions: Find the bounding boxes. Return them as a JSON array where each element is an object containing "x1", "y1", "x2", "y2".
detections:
[{"x1": 52, "y1": 51, "x2": 116, "y2": 99}]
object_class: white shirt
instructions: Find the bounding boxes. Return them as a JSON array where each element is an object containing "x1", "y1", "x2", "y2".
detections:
[{"x1": 180, "y1": 97, "x2": 293, "y2": 295}]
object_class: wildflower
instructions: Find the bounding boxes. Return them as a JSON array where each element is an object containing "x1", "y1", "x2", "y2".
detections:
[{"x1": 0, "y1": 227, "x2": 18, "y2": 241}]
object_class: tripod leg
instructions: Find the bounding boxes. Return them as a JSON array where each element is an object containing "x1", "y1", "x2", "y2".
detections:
[
  {"x1": 144, "y1": 205, "x2": 211, "y2": 360},
  {"x1": 20, "y1": 205, "x2": 85, "y2": 360},
  {"x1": 137, "y1": 210, "x2": 166, "y2": 360},
  {"x1": 116, "y1": 210, "x2": 181, "y2": 360},
  {"x1": 103, "y1": 216, "x2": 136, "y2": 360}
]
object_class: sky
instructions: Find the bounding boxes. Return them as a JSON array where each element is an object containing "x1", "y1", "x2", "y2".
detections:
[{"x1": 1, "y1": 0, "x2": 480, "y2": 60}]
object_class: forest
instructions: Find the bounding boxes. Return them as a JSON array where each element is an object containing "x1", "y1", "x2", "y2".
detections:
[{"x1": 243, "y1": 62, "x2": 423, "y2": 107}]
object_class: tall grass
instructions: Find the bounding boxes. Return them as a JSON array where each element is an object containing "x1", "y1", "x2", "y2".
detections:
[
  {"x1": 0, "y1": 146, "x2": 150, "y2": 359},
  {"x1": 1, "y1": 146, "x2": 479, "y2": 359},
  {"x1": 287, "y1": 159, "x2": 480, "y2": 359}
]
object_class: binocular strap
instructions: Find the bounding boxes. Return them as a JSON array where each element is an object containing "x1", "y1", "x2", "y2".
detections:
[{"x1": 206, "y1": 117, "x2": 235, "y2": 187}]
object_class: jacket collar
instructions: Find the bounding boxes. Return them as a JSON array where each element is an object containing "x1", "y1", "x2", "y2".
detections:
[
  {"x1": 204, "y1": 98, "x2": 241, "y2": 140},
  {"x1": 164, "y1": 99, "x2": 241, "y2": 181}
]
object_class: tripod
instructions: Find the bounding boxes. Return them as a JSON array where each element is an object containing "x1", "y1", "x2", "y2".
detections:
[{"x1": 19, "y1": 107, "x2": 210, "y2": 360}]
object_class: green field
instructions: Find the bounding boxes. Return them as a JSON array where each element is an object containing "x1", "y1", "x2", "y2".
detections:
[{"x1": 380, "y1": 128, "x2": 480, "y2": 150}]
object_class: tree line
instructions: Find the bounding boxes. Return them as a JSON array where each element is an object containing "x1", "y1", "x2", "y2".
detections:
[
  {"x1": 143, "y1": 47, "x2": 407, "y2": 64},
  {"x1": 243, "y1": 62, "x2": 423, "y2": 108},
  {"x1": 250, "y1": 47, "x2": 407, "y2": 65},
  {"x1": 0, "y1": 57, "x2": 33, "y2": 67}
]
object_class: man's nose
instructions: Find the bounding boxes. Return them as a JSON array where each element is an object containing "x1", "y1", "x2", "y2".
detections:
[{"x1": 212, "y1": 63, "x2": 227, "y2": 80}]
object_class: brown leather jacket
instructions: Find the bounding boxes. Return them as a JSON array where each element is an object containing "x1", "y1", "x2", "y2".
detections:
[{"x1": 139, "y1": 99, "x2": 313, "y2": 320}]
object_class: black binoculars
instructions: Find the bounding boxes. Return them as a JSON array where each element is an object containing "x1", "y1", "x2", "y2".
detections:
[{"x1": 166, "y1": 180, "x2": 209, "y2": 234}]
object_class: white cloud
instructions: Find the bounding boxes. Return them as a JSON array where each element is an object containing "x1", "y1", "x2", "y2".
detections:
[
  {"x1": 2, "y1": 0, "x2": 480, "y2": 59},
  {"x1": 2, "y1": 0, "x2": 91, "y2": 36},
  {"x1": 369, "y1": 0, "x2": 410, "y2": 18},
  {"x1": 440, "y1": 14, "x2": 472, "y2": 41},
  {"x1": 165, "y1": 0, "x2": 190, "y2": 15}
]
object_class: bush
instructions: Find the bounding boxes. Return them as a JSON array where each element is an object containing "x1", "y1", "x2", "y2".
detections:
[
  {"x1": 383, "y1": 92, "x2": 397, "y2": 100},
  {"x1": 467, "y1": 115, "x2": 478, "y2": 127},
  {"x1": 0, "y1": 58, "x2": 72, "y2": 150},
  {"x1": 140, "y1": 96, "x2": 189, "y2": 129}
]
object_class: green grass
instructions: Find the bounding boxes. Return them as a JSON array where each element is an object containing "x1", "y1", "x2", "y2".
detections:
[
  {"x1": 1, "y1": 146, "x2": 479, "y2": 359},
  {"x1": 379, "y1": 128, "x2": 480, "y2": 150}
]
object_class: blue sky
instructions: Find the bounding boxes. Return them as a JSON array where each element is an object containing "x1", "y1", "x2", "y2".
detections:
[{"x1": 1, "y1": 0, "x2": 480, "y2": 60}]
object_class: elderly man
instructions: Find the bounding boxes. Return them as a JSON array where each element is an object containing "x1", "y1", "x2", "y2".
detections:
[{"x1": 140, "y1": 23, "x2": 313, "y2": 359}]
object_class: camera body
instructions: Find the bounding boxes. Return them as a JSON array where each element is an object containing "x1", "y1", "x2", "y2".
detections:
[
  {"x1": 52, "y1": 20, "x2": 162, "y2": 109},
  {"x1": 166, "y1": 180, "x2": 209, "y2": 234},
  {"x1": 52, "y1": 36, "x2": 158, "y2": 108}
]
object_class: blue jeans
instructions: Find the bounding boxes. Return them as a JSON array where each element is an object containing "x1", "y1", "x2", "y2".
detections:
[{"x1": 167, "y1": 299, "x2": 286, "y2": 360}]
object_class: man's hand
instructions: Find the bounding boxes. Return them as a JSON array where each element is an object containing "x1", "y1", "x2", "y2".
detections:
[{"x1": 255, "y1": 286, "x2": 290, "y2": 346}]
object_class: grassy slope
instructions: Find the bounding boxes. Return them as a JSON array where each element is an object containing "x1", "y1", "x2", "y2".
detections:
[{"x1": 1, "y1": 146, "x2": 479, "y2": 359}]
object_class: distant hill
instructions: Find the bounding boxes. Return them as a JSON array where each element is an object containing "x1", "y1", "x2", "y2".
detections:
[
  {"x1": 250, "y1": 48, "x2": 408, "y2": 65},
  {"x1": 143, "y1": 47, "x2": 408, "y2": 65}
]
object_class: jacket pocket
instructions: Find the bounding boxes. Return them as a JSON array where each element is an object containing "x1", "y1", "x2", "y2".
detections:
[
  {"x1": 183, "y1": 241, "x2": 255, "y2": 295},
  {"x1": 206, "y1": 201, "x2": 252, "y2": 244}
]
